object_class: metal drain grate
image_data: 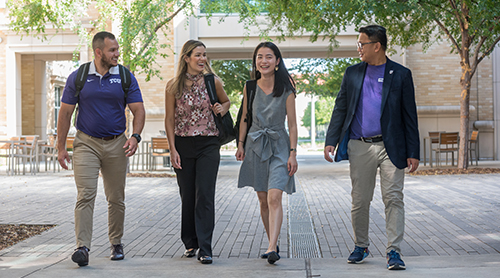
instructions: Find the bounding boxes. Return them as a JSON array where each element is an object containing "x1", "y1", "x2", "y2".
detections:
[{"x1": 288, "y1": 179, "x2": 321, "y2": 258}]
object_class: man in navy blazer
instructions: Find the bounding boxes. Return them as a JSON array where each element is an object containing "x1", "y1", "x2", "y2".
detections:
[{"x1": 324, "y1": 25, "x2": 419, "y2": 270}]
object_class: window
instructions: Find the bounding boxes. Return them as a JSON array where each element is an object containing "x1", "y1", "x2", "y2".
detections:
[{"x1": 54, "y1": 86, "x2": 61, "y2": 131}]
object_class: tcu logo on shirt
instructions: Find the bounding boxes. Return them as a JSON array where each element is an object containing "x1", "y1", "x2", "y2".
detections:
[{"x1": 109, "y1": 78, "x2": 122, "y2": 84}]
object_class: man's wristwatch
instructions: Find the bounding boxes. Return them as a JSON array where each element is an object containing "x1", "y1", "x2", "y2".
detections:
[{"x1": 131, "y1": 133, "x2": 141, "y2": 143}]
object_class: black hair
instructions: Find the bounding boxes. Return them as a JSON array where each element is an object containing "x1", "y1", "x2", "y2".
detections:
[
  {"x1": 251, "y1": 42, "x2": 296, "y2": 97},
  {"x1": 358, "y1": 25, "x2": 387, "y2": 51},
  {"x1": 92, "y1": 31, "x2": 116, "y2": 51}
]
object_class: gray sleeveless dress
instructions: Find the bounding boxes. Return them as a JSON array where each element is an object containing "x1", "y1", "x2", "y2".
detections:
[{"x1": 237, "y1": 85, "x2": 296, "y2": 194}]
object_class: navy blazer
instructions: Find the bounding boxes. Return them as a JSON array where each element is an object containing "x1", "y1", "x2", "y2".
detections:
[{"x1": 325, "y1": 58, "x2": 420, "y2": 169}]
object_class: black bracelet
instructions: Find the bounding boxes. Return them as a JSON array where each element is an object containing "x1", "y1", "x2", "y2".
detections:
[{"x1": 290, "y1": 148, "x2": 297, "y2": 152}]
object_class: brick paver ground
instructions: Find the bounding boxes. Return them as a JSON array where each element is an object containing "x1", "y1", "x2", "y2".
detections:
[{"x1": 1, "y1": 156, "x2": 499, "y2": 261}]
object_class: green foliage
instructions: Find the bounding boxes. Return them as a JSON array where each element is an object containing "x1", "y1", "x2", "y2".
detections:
[
  {"x1": 7, "y1": 0, "x2": 90, "y2": 37},
  {"x1": 252, "y1": 0, "x2": 500, "y2": 74},
  {"x1": 301, "y1": 96, "x2": 336, "y2": 129},
  {"x1": 7, "y1": 0, "x2": 195, "y2": 81},
  {"x1": 118, "y1": 0, "x2": 194, "y2": 80},
  {"x1": 211, "y1": 59, "x2": 251, "y2": 96},
  {"x1": 290, "y1": 58, "x2": 361, "y2": 98},
  {"x1": 211, "y1": 59, "x2": 252, "y2": 119}
]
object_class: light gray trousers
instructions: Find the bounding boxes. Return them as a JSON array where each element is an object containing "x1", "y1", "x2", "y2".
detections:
[{"x1": 348, "y1": 139, "x2": 405, "y2": 254}]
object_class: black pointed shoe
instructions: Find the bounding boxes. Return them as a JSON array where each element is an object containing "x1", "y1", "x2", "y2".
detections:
[
  {"x1": 260, "y1": 246, "x2": 280, "y2": 259},
  {"x1": 183, "y1": 248, "x2": 198, "y2": 258},
  {"x1": 198, "y1": 255, "x2": 213, "y2": 264},
  {"x1": 71, "y1": 246, "x2": 89, "y2": 266},
  {"x1": 110, "y1": 244, "x2": 124, "y2": 260},
  {"x1": 267, "y1": 251, "x2": 280, "y2": 264}
]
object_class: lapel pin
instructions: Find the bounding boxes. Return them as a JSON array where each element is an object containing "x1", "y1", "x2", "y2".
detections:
[{"x1": 389, "y1": 70, "x2": 393, "y2": 74}]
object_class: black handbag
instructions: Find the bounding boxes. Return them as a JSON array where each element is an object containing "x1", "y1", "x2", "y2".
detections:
[{"x1": 204, "y1": 74, "x2": 236, "y2": 145}]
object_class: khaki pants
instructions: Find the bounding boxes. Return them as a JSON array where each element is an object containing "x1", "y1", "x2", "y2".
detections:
[
  {"x1": 348, "y1": 139, "x2": 405, "y2": 253},
  {"x1": 73, "y1": 131, "x2": 128, "y2": 249}
]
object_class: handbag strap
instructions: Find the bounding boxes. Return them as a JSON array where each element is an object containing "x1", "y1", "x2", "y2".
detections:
[{"x1": 204, "y1": 73, "x2": 218, "y2": 105}]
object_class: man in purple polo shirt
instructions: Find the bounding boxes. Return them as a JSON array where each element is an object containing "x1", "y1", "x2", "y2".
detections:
[
  {"x1": 324, "y1": 25, "x2": 420, "y2": 270},
  {"x1": 57, "y1": 31, "x2": 145, "y2": 267}
]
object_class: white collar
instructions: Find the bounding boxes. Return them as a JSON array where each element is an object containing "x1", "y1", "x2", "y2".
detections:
[{"x1": 89, "y1": 60, "x2": 119, "y2": 76}]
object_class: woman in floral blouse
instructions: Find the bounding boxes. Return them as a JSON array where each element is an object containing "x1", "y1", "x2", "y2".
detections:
[{"x1": 165, "y1": 40, "x2": 230, "y2": 265}]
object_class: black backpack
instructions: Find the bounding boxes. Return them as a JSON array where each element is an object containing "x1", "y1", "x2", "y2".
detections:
[
  {"x1": 74, "y1": 62, "x2": 132, "y2": 102},
  {"x1": 235, "y1": 80, "x2": 256, "y2": 147}
]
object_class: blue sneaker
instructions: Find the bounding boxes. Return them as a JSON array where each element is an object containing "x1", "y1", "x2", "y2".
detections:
[
  {"x1": 387, "y1": 250, "x2": 406, "y2": 270},
  {"x1": 347, "y1": 246, "x2": 369, "y2": 263}
]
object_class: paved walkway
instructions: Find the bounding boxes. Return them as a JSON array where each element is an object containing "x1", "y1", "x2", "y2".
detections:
[{"x1": 1, "y1": 154, "x2": 500, "y2": 277}]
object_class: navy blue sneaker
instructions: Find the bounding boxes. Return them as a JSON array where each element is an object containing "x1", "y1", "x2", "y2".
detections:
[
  {"x1": 387, "y1": 250, "x2": 406, "y2": 270},
  {"x1": 347, "y1": 246, "x2": 369, "y2": 264}
]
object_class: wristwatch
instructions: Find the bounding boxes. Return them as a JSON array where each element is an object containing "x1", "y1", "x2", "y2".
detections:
[{"x1": 131, "y1": 133, "x2": 141, "y2": 143}]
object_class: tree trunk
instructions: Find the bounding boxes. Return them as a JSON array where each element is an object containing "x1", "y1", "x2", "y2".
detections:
[
  {"x1": 458, "y1": 73, "x2": 470, "y2": 169},
  {"x1": 458, "y1": 2, "x2": 471, "y2": 170},
  {"x1": 458, "y1": 49, "x2": 471, "y2": 169}
]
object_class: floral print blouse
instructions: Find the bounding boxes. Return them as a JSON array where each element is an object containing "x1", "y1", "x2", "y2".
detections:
[{"x1": 174, "y1": 73, "x2": 219, "y2": 137}]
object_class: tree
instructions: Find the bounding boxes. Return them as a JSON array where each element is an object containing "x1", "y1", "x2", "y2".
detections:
[
  {"x1": 301, "y1": 96, "x2": 336, "y2": 130},
  {"x1": 7, "y1": 0, "x2": 193, "y2": 81},
  {"x1": 210, "y1": 59, "x2": 252, "y2": 118},
  {"x1": 251, "y1": 0, "x2": 500, "y2": 169},
  {"x1": 6, "y1": 0, "x2": 262, "y2": 79},
  {"x1": 211, "y1": 60, "x2": 251, "y2": 95},
  {"x1": 291, "y1": 58, "x2": 360, "y2": 98}
]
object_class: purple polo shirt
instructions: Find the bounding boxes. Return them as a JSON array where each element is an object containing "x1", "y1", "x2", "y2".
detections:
[
  {"x1": 61, "y1": 61, "x2": 143, "y2": 138},
  {"x1": 350, "y1": 63, "x2": 386, "y2": 139}
]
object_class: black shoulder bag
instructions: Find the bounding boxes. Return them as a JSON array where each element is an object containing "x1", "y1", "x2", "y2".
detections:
[{"x1": 204, "y1": 74, "x2": 236, "y2": 145}]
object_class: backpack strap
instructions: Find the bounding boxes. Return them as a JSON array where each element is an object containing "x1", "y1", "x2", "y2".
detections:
[
  {"x1": 74, "y1": 62, "x2": 91, "y2": 99},
  {"x1": 119, "y1": 65, "x2": 132, "y2": 100},
  {"x1": 74, "y1": 62, "x2": 132, "y2": 103}
]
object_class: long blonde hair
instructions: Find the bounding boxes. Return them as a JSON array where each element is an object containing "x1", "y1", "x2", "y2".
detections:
[{"x1": 167, "y1": 40, "x2": 216, "y2": 99}]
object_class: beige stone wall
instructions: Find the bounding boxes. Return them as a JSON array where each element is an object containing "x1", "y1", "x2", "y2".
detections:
[
  {"x1": 470, "y1": 57, "x2": 493, "y2": 123},
  {"x1": 407, "y1": 43, "x2": 463, "y2": 107},
  {"x1": 407, "y1": 41, "x2": 494, "y2": 122},
  {"x1": 135, "y1": 22, "x2": 176, "y2": 139},
  {"x1": 21, "y1": 55, "x2": 36, "y2": 135}
]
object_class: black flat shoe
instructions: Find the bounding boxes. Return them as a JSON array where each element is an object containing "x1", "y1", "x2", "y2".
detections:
[
  {"x1": 198, "y1": 255, "x2": 213, "y2": 264},
  {"x1": 260, "y1": 251, "x2": 271, "y2": 259},
  {"x1": 260, "y1": 246, "x2": 279, "y2": 259},
  {"x1": 183, "y1": 248, "x2": 197, "y2": 258},
  {"x1": 267, "y1": 251, "x2": 280, "y2": 264}
]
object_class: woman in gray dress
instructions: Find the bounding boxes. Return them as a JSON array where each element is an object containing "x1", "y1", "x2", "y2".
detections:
[{"x1": 235, "y1": 42, "x2": 298, "y2": 264}]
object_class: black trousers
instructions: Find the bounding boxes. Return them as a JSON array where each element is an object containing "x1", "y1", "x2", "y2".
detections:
[{"x1": 174, "y1": 136, "x2": 220, "y2": 257}]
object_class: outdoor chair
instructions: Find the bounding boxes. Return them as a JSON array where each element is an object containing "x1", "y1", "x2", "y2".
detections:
[
  {"x1": 149, "y1": 137, "x2": 171, "y2": 171},
  {"x1": 13, "y1": 135, "x2": 39, "y2": 175},
  {"x1": 39, "y1": 134, "x2": 59, "y2": 172},
  {"x1": 131, "y1": 140, "x2": 149, "y2": 171},
  {"x1": 428, "y1": 131, "x2": 444, "y2": 166},
  {"x1": 468, "y1": 130, "x2": 479, "y2": 166},
  {"x1": 432, "y1": 132, "x2": 459, "y2": 167},
  {"x1": 0, "y1": 136, "x2": 24, "y2": 175}
]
